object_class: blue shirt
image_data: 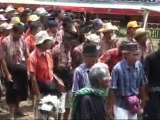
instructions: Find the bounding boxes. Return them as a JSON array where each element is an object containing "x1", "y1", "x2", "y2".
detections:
[
  {"x1": 72, "y1": 63, "x2": 90, "y2": 93},
  {"x1": 111, "y1": 59, "x2": 148, "y2": 97}
]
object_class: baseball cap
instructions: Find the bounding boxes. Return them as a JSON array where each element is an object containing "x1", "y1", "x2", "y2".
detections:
[{"x1": 127, "y1": 21, "x2": 139, "y2": 28}]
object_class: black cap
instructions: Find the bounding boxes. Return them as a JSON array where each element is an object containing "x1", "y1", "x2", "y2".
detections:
[
  {"x1": 122, "y1": 41, "x2": 139, "y2": 54},
  {"x1": 83, "y1": 44, "x2": 98, "y2": 57},
  {"x1": 48, "y1": 20, "x2": 58, "y2": 28}
]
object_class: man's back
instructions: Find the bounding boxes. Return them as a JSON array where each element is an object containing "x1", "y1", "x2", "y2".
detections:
[
  {"x1": 76, "y1": 94, "x2": 106, "y2": 120},
  {"x1": 144, "y1": 50, "x2": 160, "y2": 86}
]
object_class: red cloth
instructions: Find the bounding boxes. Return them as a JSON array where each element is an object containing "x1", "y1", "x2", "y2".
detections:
[{"x1": 99, "y1": 48, "x2": 122, "y2": 72}]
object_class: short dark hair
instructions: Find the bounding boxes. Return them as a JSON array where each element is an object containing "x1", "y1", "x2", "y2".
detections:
[
  {"x1": 12, "y1": 23, "x2": 24, "y2": 33},
  {"x1": 48, "y1": 20, "x2": 58, "y2": 28},
  {"x1": 54, "y1": 10, "x2": 64, "y2": 17},
  {"x1": 30, "y1": 21, "x2": 42, "y2": 32}
]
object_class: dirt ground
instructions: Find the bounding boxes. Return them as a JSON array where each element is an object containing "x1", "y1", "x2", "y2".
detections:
[{"x1": 0, "y1": 98, "x2": 34, "y2": 120}]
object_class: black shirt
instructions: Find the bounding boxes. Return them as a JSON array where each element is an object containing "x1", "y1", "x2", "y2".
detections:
[
  {"x1": 75, "y1": 94, "x2": 106, "y2": 120},
  {"x1": 144, "y1": 50, "x2": 160, "y2": 87}
]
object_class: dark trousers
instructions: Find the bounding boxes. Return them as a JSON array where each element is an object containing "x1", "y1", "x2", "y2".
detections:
[
  {"x1": 6, "y1": 63, "x2": 28, "y2": 104},
  {"x1": 143, "y1": 92, "x2": 160, "y2": 120}
]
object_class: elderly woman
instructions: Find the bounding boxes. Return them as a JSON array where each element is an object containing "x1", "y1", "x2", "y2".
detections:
[{"x1": 72, "y1": 62, "x2": 111, "y2": 120}]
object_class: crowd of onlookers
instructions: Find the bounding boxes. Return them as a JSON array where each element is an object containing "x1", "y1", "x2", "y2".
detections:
[{"x1": 0, "y1": 4, "x2": 159, "y2": 120}]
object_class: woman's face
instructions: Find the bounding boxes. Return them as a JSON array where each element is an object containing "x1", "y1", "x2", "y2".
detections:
[{"x1": 99, "y1": 78, "x2": 111, "y2": 89}]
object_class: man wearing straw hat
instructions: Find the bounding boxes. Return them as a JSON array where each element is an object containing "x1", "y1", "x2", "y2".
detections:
[
  {"x1": 99, "y1": 22, "x2": 118, "y2": 55},
  {"x1": 5, "y1": 5, "x2": 16, "y2": 21},
  {"x1": 134, "y1": 28, "x2": 152, "y2": 62},
  {"x1": 0, "y1": 14, "x2": 7, "y2": 24},
  {"x1": 28, "y1": 31, "x2": 64, "y2": 119},
  {"x1": 107, "y1": 41, "x2": 148, "y2": 119}
]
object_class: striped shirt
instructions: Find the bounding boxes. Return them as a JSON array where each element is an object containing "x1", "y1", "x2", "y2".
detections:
[
  {"x1": 111, "y1": 59, "x2": 148, "y2": 96},
  {"x1": 72, "y1": 63, "x2": 90, "y2": 93}
]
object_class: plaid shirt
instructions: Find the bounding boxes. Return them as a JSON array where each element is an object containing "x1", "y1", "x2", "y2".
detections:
[
  {"x1": 100, "y1": 37, "x2": 117, "y2": 55},
  {"x1": 0, "y1": 34, "x2": 29, "y2": 65},
  {"x1": 52, "y1": 42, "x2": 72, "y2": 69}
]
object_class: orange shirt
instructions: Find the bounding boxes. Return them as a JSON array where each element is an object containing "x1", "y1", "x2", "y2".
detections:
[
  {"x1": 27, "y1": 49, "x2": 54, "y2": 83},
  {"x1": 25, "y1": 34, "x2": 35, "y2": 52}
]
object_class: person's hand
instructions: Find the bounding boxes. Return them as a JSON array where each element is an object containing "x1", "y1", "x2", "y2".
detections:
[
  {"x1": 27, "y1": 71, "x2": 30, "y2": 80},
  {"x1": 57, "y1": 79, "x2": 66, "y2": 92},
  {"x1": 141, "y1": 100, "x2": 147, "y2": 109},
  {"x1": 34, "y1": 94, "x2": 41, "y2": 104},
  {"x1": 107, "y1": 108, "x2": 114, "y2": 120},
  {"x1": 141, "y1": 96, "x2": 149, "y2": 108},
  {"x1": 53, "y1": 74, "x2": 66, "y2": 92},
  {"x1": 6, "y1": 73, "x2": 13, "y2": 82}
]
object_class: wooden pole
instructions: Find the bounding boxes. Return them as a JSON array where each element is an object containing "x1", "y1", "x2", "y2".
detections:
[{"x1": 143, "y1": 9, "x2": 154, "y2": 51}]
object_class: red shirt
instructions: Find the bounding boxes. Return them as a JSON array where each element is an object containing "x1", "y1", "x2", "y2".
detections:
[
  {"x1": 25, "y1": 34, "x2": 36, "y2": 52},
  {"x1": 99, "y1": 48, "x2": 122, "y2": 72},
  {"x1": 28, "y1": 49, "x2": 54, "y2": 83}
]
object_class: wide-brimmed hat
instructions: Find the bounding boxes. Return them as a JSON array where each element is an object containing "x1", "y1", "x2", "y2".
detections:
[
  {"x1": 134, "y1": 28, "x2": 148, "y2": 38},
  {"x1": 112, "y1": 25, "x2": 119, "y2": 31},
  {"x1": 83, "y1": 44, "x2": 98, "y2": 57},
  {"x1": 127, "y1": 21, "x2": 139, "y2": 28},
  {"x1": 17, "y1": 7, "x2": 25, "y2": 14},
  {"x1": 35, "y1": 31, "x2": 52, "y2": 45},
  {"x1": 122, "y1": 41, "x2": 139, "y2": 54},
  {"x1": 0, "y1": 9, "x2": 5, "y2": 14},
  {"x1": 0, "y1": 14, "x2": 7, "y2": 21},
  {"x1": 86, "y1": 34, "x2": 100, "y2": 50},
  {"x1": 28, "y1": 14, "x2": 40, "y2": 22},
  {"x1": 5, "y1": 5, "x2": 15, "y2": 13},
  {"x1": 0, "y1": 22, "x2": 13, "y2": 31},
  {"x1": 36, "y1": 7, "x2": 48, "y2": 16},
  {"x1": 11, "y1": 16, "x2": 24, "y2": 25},
  {"x1": 99, "y1": 22, "x2": 117, "y2": 32},
  {"x1": 92, "y1": 18, "x2": 103, "y2": 27}
]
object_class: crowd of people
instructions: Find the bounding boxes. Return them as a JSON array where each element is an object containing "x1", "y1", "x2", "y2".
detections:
[{"x1": 0, "y1": 4, "x2": 159, "y2": 120}]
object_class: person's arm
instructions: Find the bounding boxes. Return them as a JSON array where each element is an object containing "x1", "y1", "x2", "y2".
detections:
[
  {"x1": 27, "y1": 57, "x2": 41, "y2": 102},
  {"x1": 107, "y1": 68, "x2": 119, "y2": 119},
  {"x1": 72, "y1": 69, "x2": 81, "y2": 94},
  {"x1": 30, "y1": 72, "x2": 41, "y2": 101},
  {"x1": 99, "y1": 51, "x2": 111, "y2": 64},
  {"x1": 0, "y1": 41, "x2": 12, "y2": 82},
  {"x1": 140, "y1": 61, "x2": 149, "y2": 108},
  {"x1": 24, "y1": 41, "x2": 30, "y2": 79},
  {"x1": 1, "y1": 59, "x2": 12, "y2": 82},
  {"x1": 146, "y1": 40, "x2": 152, "y2": 55}
]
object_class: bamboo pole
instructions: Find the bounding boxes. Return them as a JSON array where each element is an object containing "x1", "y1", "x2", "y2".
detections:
[{"x1": 143, "y1": 9, "x2": 155, "y2": 51}]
